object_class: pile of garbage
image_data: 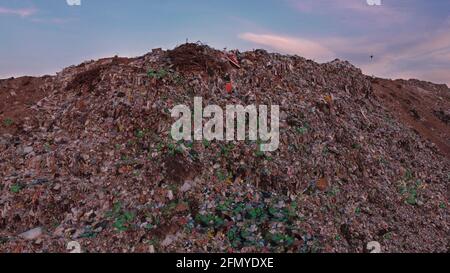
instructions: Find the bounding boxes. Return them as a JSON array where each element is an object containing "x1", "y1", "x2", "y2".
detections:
[{"x1": 0, "y1": 43, "x2": 448, "y2": 253}]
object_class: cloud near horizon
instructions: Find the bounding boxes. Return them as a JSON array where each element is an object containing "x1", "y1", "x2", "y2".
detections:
[
  {"x1": 239, "y1": 33, "x2": 336, "y2": 62},
  {"x1": 360, "y1": 23, "x2": 450, "y2": 85},
  {"x1": 0, "y1": 6, "x2": 37, "y2": 17}
]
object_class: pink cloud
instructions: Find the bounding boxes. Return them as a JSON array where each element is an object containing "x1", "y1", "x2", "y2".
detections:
[
  {"x1": 239, "y1": 32, "x2": 335, "y2": 62},
  {"x1": 361, "y1": 24, "x2": 450, "y2": 80},
  {"x1": 0, "y1": 6, "x2": 37, "y2": 17},
  {"x1": 394, "y1": 68, "x2": 450, "y2": 86}
]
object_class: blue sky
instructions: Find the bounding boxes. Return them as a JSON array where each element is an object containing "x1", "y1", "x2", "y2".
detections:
[{"x1": 1, "y1": 0, "x2": 449, "y2": 85}]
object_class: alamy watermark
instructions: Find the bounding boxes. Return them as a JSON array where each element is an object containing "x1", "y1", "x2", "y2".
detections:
[
  {"x1": 171, "y1": 97, "x2": 280, "y2": 152},
  {"x1": 366, "y1": 0, "x2": 382, "y2": 6},
  {"x1": 66, "y1": 0, "x2": 81, "y2": 6}
]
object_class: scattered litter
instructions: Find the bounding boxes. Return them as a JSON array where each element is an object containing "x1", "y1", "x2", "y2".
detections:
[{"x1": 19, "y1": 227, "x2": 43, "y2": 241}]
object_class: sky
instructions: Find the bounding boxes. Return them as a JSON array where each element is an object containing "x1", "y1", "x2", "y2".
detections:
[{"x1": 0, "y1": 0, "x2": 449, "y2": 85}]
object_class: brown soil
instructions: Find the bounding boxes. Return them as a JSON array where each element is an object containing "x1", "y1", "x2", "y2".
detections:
[
  {"x1": 0, "y1": 76, "x2": 50, "y2": 135},
  {"x1": 372, "y1": 78, "x2": 450, "y2": 158},
  {"x1": 167, "y1": 43, "x2": 230, "y2": 76}
]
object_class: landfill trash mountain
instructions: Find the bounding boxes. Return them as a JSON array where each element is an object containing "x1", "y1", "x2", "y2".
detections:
[{"x1": 0, "y1": 43, "x2": 448, "y2": 253}]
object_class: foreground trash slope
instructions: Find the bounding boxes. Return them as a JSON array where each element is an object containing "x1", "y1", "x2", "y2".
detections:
[{"x1": 0, "y1": 44, "x2": 448, "y2": 253}]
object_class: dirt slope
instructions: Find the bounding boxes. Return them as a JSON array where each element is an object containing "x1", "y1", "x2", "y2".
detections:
[
  {"x1": 0, "y1": 76, "x2": 51, "y2": 135},
  {"x1": 372, "y1": 78, "x2": 450, "y2": 158}
]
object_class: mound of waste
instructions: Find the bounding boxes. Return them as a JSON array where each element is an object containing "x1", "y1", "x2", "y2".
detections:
[{"x1": 0, "y1": 43, "x2": 448, "y2": 253}]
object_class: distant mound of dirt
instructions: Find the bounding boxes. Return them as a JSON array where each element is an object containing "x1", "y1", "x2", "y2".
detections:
[
  {"x1": 166, "y1": 43, "x2": 230, "y2": 75},
  {"x1": 0, "y1": 76, "x2": 51, "y2": 135}
]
